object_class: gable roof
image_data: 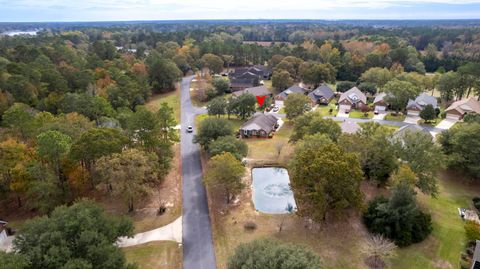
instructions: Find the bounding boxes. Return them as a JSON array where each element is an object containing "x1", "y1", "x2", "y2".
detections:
[
  {"x1": 233, "y1": 85, "x2": 271, "y2": 97},
  {"x1": 230, "y1": 65, "x2": 272, "y2": 79},
  {"x1": 445, "y1": 97, "x2": 480, "y2": 115},
  {"x1": 340, "y1": 120, "x2": 362, "y2": 134},
  {"x1": 407, "y1": 93, "x2": 438, "y2": 110},
  {"x1": 277, "y1": 85, "x2": 307, "y2": 99},
  {"x1": 373, "y1": 92, "x2": 387, "y2": 104},
  {"x1": 393, "y1": 124, "x2": 430, "y2": 140},
  {"x1": 240, "y1": 114, "x2": 278, "y2": 133},
  {"x1": 308, "y1": 84, "x2": 335, "y2": 102},
  {"x1": 229, "y1": 77, "x2": 258, "y2": 88},
  {"x1": 339, "y1": 87, "x2": 367, "y2": 104}
]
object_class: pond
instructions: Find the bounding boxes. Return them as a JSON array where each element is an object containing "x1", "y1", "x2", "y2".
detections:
[{"x1": 251, "y1": 167, "x2": 297, "y2": 214}]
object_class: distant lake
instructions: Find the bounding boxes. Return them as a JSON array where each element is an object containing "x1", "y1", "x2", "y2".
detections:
[{"x1": 3, "y1": 31, "x2": 38, "y2": 36}]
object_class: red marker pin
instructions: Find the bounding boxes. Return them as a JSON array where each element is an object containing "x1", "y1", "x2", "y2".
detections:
[{"x1": 256, "y1": 95, "x2": 266, "y2": 107}]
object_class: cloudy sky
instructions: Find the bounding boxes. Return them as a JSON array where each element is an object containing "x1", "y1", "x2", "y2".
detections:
[{"x1": 1, "y1": 0, "x2": 480, "y2": 22}]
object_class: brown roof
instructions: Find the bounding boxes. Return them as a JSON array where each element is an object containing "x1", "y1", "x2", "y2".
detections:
[
  {"x1": 445, "y1": 97, "x2": 480, "y2": 115},
  {"x1": 339, "y1": 87, "x2": 367, "y2": 104}
]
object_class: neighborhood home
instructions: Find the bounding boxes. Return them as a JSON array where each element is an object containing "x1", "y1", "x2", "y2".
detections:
[
  {"x1": 232, "y1": 85, "x2": 272, "y2": 98},
  {"x1": 239, "y1": 114, "x2": 279, "y2": 138},
  {"x1": 229, "y1": 65, "x2": 272, "y2": 81},
  {"x1": 338, "y1": 87, "x2": 367, "y2": 112},
  {"x1": 445, "y1": 97, "x2": 480, "y2": 120},
  {"x1": 340, "y1": 120, "x2": 362, "y2": 134},
  {"x1": 229, "y1": 77, "x2": 260, "y2": 92},
  {"x1": 308, "y1": 84, "x2": 335, "y2": 105},
  {"x1": 472, "y1": 240, "x2": 480, "y2": 269},
  {"x1": 406, "y1": 93, "x2": 438, "y2": 116},
  {"x1": 392, "y1": 124, "x2": 430, "y2": 141},
  {"x1": 275, "y1": 85, "x2": 308, "y2": 103},
  {"x1": 373, "y1": 92, "x2": 389, "y2": 113}
]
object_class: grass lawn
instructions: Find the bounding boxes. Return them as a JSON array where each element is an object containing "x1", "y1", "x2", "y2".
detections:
[
  {"x1": 385, "y1": 112, "x2": 406, "y2": 122},
  {"x1": 315, "y1": 101, "x2": 337, "y2": 117},
  {"x1": 195, "y1": 114, "x2": 244, "y2": 131},
  {"x1": 419, "y1": 118, "x2": 442, "y2": 126},
  {"x1": 190, "y1": 79, "x2": 211, "y2": 107},
  {"x1": 145, "y1": 86, "x2": 181, "y2": 122},
  {"x1": 123, "y1": 241, "x2": 182, "y2": 269},
  {"x1": 349, "y1": 110, "x2": 374, "y2": 119}
]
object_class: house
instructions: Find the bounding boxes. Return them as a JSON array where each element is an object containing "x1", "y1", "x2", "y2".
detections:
[
  {"x1": 308, "y1": 84, "x2": 335, "y2": 105},
  {"x1": 373, "y1": 92, "x2": 388, "y2": 113},
  {"x1": 239, "y1": 114, "x2": 279, "y2": 138},
  {"x1": 338, "y1": 87, "x2": 367, "y2": 112},
  {"x1": 275, "y1": 85, "x2": 308, "y2": 102},
  {"x1": 406, "y1": 93, "x2": 438, "y2": 116},
  {"x1": 232, "y1": 85, "x2": 272, "y2": 98},
  {"x1": 445, "y1": 97, "x2": 480, "y2": 120},
  {"x1": 229, "y1": 77, "x2": 259, "y2": 92},
  {"x1": 340, "y1": 121, "x2": 362, "y2": 134},
  {"x1": 392, "y1": 125, "x2": 430, "y2": 142},
  {"x1": 229, "y1": 65, "x2": 272, "y2": 80},
  {"x1": 471, "y1": 240, "x2": 480, "y2": 269}
]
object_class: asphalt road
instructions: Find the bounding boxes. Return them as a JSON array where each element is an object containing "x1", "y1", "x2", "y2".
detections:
[{"x1": 180, "y1": 76, "x2": 217, "y2": 269}]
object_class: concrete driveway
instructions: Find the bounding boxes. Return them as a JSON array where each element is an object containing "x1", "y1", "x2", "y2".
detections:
[
  {"x1": 337, "y1": 110, "x2": 350, "y2": 118},
  {"x1": 404, "y1": 115, "x2": 420, "y2": 124},
  {"x1": 372, "y1": 112, "x2": 387, "y2": 120},
  {"x1": 436, "y1": 118, "x2": 458, "y2": 130}
]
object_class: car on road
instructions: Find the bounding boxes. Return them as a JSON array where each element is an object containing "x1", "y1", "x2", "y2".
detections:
[{"x1": 186, "y1": 126, "x2": 193, "y2": 133}]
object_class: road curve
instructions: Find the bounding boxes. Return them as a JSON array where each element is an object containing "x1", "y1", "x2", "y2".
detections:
[{"x1": 181, "y1": 76, "x2": 217, "y2": 269}]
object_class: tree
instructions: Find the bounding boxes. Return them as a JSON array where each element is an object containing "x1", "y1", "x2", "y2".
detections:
[
  {"x1": 384, "y1": 79, "x2": 419, "y2": 114},
  {"x1": 299, "y1": 62, "x2": 336, "y2": 87},
  {"x1": 362, "y1": 235, "x2": 397, "y2": 269},
  {"x1": 419, "y1": 104, "x2": 436, "y2": 123},
  {"x1": 207, "y1": 97, "x2": 227, "y2": 117},
  {"x1": 212, "y1": 77, "x2": 230, "y2": 95},
  {"x1": 204, "y1": 152, "x2": 245, "y2": 204},
  {"x1": 336, "y1": 81, "x2": 356, "y2": 92},
  {"x1": 208, "y1": 136, "x2": 248, "y2": 161},
  {"x1": 290, "y1": 139, "x2": 363, "y2": 221},
  {"x1": 394, "y1": 131, "x2": 444, "y2": 195},
  {"x1": 290, "y1": 112, "x2": 341, "y2": 142},
  {"x1": 0, "y1": 139, "x2": 30, "y2": 206},
  {"x1": 284, "y1": 93, "x2": 311, "y2": 119},
  {"x1": 363, "y1": 183, "x2": 433, "y2": 247},
  {"x1": 13, "y1": 199, "x2": 135, "y2": 269},
  {"x1": 201, "y1": 53, "x2": 224, "y2": 74},
  {"x1": 97, "y1": 149, "x2": 159, "y2": 212},
  {"x1": 194, "y1": 118, "x2": 234, "y2": 149},
  {"x1": 229, "y1": 93, "x2": 256, "y2": 120},
  {"x1": 437, "y1": 71, "x2": 463, "y2": 101},
  {"x1": 439, "y1": 123, "x2": 480, "y2": 178},
  {"x1": 36, "y1": 130, "x2": 72, "y2": 184},
  {"x1": 0, "y1": 252, "x2": 30, "y2": 269},
  {"x1": 360, "y1": 67, "x2": 393, "y2": 90},
  {"x1": 146, "y1": 52, "x2": 182, "y2": 93},
  {"x1": 228, "y1": 239, "x2": 323, "y2": 269},
  {"x1": 2, "y1": 103, "x2": 36, "y2": 141},
  {"x1": 272, "y1": 70, "x2": 293, "y2": 90}
]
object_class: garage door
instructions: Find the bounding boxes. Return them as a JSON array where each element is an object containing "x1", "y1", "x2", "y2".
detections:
[
  {"x1": 375, "y1": 105, "x2": 386, "y2": 112},
  {"x1": 407, "y1": 110, "x2": 419, "y2": 116},
  {"x1": 275, "y1": 100, "x2": 284, "y2": 107},
  {"x1": 446, "y1": 113, "x2": 461, "y2": 120},
  {"x1": 339, "y1": 104, "x2": 351, "y2": 111}
]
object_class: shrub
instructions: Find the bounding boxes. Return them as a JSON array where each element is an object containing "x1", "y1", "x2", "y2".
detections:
[
  {"x1": 243, "y1": 221, "x2": 257, "y2": 231},
  {"x1": 465, "y1": 221, "x2": 480, "y2": 242},
  {"x1": 336, "y1": 81, "x2": 356, "y2": 92},
  {"x1": 473, "y1": 197, "x2": 480, "y2": 211}
]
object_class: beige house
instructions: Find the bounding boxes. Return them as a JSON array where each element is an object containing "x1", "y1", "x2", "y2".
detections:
[
  {"x1": 338, "y1": 87, "x2": 367, "y2": 112},
  {"x1": 445, "y1": 97, "x2": 480, "y2": 120}
]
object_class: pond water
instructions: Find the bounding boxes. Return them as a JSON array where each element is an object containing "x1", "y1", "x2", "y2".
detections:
[{"x1": 251, "y1": 167, "x2": 297, "y2": 214}]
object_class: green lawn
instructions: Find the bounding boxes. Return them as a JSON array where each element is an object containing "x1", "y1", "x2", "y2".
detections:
[
  {"x1": 315, "y1": 100, "x2": 337, "y2": 117},
  {"x1": 145, "y1": 87, "x2": 181, "y2": 122},
  {"x1": 385, "y1": 113, "x2": 406, "y2": 122},
  {"x1": 349, "y1": 110, "x2": 374, "y2": 119},
  {"x1": 391, "y1": 172, "x2": 474, "y2": 269},
  {"x1": 419, "y1": 118, "x2": 442, "y2": 126},
  {"x1": 195, "y1": 114, "x2": 244, "y2": 131},
  {"x1": 123, "y1": 241, "x2": 182, "y2": 269}
]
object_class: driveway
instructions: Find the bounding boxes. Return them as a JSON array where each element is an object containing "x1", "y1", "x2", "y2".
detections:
[
  {"x1": 337, "y1": 110, "x2": 349, "y2": 118},
  {"x1": 180, "y1": 77, "x2": 217, "y2": 269},
  {"x1": 436, "y1": 118, "x2": 458, "y2": 130},
  {"x1": 372, "y1": 112, "x2": 387, "y2": 120},
  {"x1": 117, "y1": 217, "x2": 182, "y2": 247},
  {"x1": 404, "y1": 115, "x2": 420, "y2": 124}
]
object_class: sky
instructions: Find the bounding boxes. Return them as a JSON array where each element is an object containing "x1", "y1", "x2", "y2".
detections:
[{"x1": 1, "y1": 0, "x2": 480, "y2": 22}]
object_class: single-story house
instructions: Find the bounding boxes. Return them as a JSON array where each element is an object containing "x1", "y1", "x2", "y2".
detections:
[
  {"x1": 338, "y1": 87, "x2": 367, "y2": 112},
  {"x1": 445, "y1": 97, "x2": 480, "y2": 120},
  {"x1": 373, "y1": 92, "x2": 388, "y2": 112},
  {"x1": 229, "y1": 65, "x2": 272, "y2": 80},
  {"x1": 340, "y1": 120, "x2": 362, "y2": 134},
  {"x1": 239, "y1": 114, "x2": 279, "y2": 138},
  {"x1": 471, "y1": 240, "x2": 480, "y2": 269},
  {"x1": 229, "y1": 77, "x2": 259, "y2": 92},
  {"x1": 392, "y1": 124, "x2": 430, "y2": 142},
  {"x1": 308, "y1": 84, "x2": 335, "y2": 105},
  {"x1": 232, "y1": 85, "x2": 272, "y2": 98},
  {"x1": 275, "y1": 85, "x2": 308, "y2": 102},
  {"x1": 406, "y1": 93, "x2": 438, "y2": 116}
]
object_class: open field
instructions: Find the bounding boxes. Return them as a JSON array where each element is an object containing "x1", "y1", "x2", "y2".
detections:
[
  {"x1": 145, "y1": 85, "x2": 181, "y2": 122},
  {"x1": 123, "y1": 241, "x2": 182, "y2": 269}
]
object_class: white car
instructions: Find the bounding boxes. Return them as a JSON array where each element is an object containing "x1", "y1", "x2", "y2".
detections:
[
  {"x1": 186, "y1": 126, "x2": 193, "y2": 133},
  {"x1": 272, "y1": 106, "x2": 280, "y2": 112}
]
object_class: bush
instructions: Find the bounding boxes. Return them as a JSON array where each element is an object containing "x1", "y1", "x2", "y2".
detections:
[
  {"x1": 473, "y1": 197, "x2": 480, "y2": 211},
  {"x1": 336, "y1": 81, "x2": 356, "y2": 92},
  {"x1": 243, "y1": 221, "x2": 257, "y2": 231},
  {"x1": 465, "y1": 221, "x2": 480, "y2": 242}
]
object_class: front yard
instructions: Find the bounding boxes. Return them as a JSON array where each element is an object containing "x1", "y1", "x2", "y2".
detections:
[
  {"x1": 123, "y1": 241, "x2": 182, "y2": 269},
  {"x1": 349, "y1": 110, "x2": 374, "y2": 119},
  {"x1": 385, "y1": 112, "x2": 407, "y2": 122}
]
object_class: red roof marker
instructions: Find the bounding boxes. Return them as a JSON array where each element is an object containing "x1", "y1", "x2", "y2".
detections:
[{"x1": 256, "y1": 95, "x2": 266, "y2": 107}]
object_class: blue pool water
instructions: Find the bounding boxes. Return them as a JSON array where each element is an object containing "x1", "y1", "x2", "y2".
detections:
[{"x1": 251, "y1": 167, "x2": 297, "y2": 214}]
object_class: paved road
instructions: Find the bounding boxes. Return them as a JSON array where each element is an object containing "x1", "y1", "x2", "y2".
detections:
[{"x1": 180, "y1": 77, "x2": 217, "y2": 269}]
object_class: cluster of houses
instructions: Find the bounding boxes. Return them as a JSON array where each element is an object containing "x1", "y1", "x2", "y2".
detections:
[{"x1": 228, "y1": 65, "x2": 272, "y2": 92}]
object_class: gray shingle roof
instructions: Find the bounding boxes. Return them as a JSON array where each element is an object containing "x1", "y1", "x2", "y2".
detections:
[
  {"x1": 339, "y1": 87, "x2": 367, "y2": 104},
  {"x1": 277, "y1": 85, "x2": 307, "y2": 99},
  {"x1": 240, "y1": 114, "x2": 278, "y2": 133},
  {"x1": 233, "y1": 85, "x2": 271, "y2": 97},
  {"x1": 340, "y1": 120, "x2": 362, "y2": 134},
  {"x1": 407, "y1": 93, "x2": 438, "y2": 110},
  {"x1": 308, "y1": 84, "x2": 335, "y2": 102}
]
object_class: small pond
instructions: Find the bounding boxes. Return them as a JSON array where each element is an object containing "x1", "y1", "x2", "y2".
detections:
[{"x1": 251, "y1": 167, "x2": 297, "y2": 214}]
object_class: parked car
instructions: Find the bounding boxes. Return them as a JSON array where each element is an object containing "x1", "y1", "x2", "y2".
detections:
[
  {"x1": 374, "y1": 110, "x2": 379, "y2": 115},
  {"x1": 272, "y1": 106, "x2": 280, "y2": 112},
  {"x1": 186, "y1": 126, "x2": 193, "y2": 133}
]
